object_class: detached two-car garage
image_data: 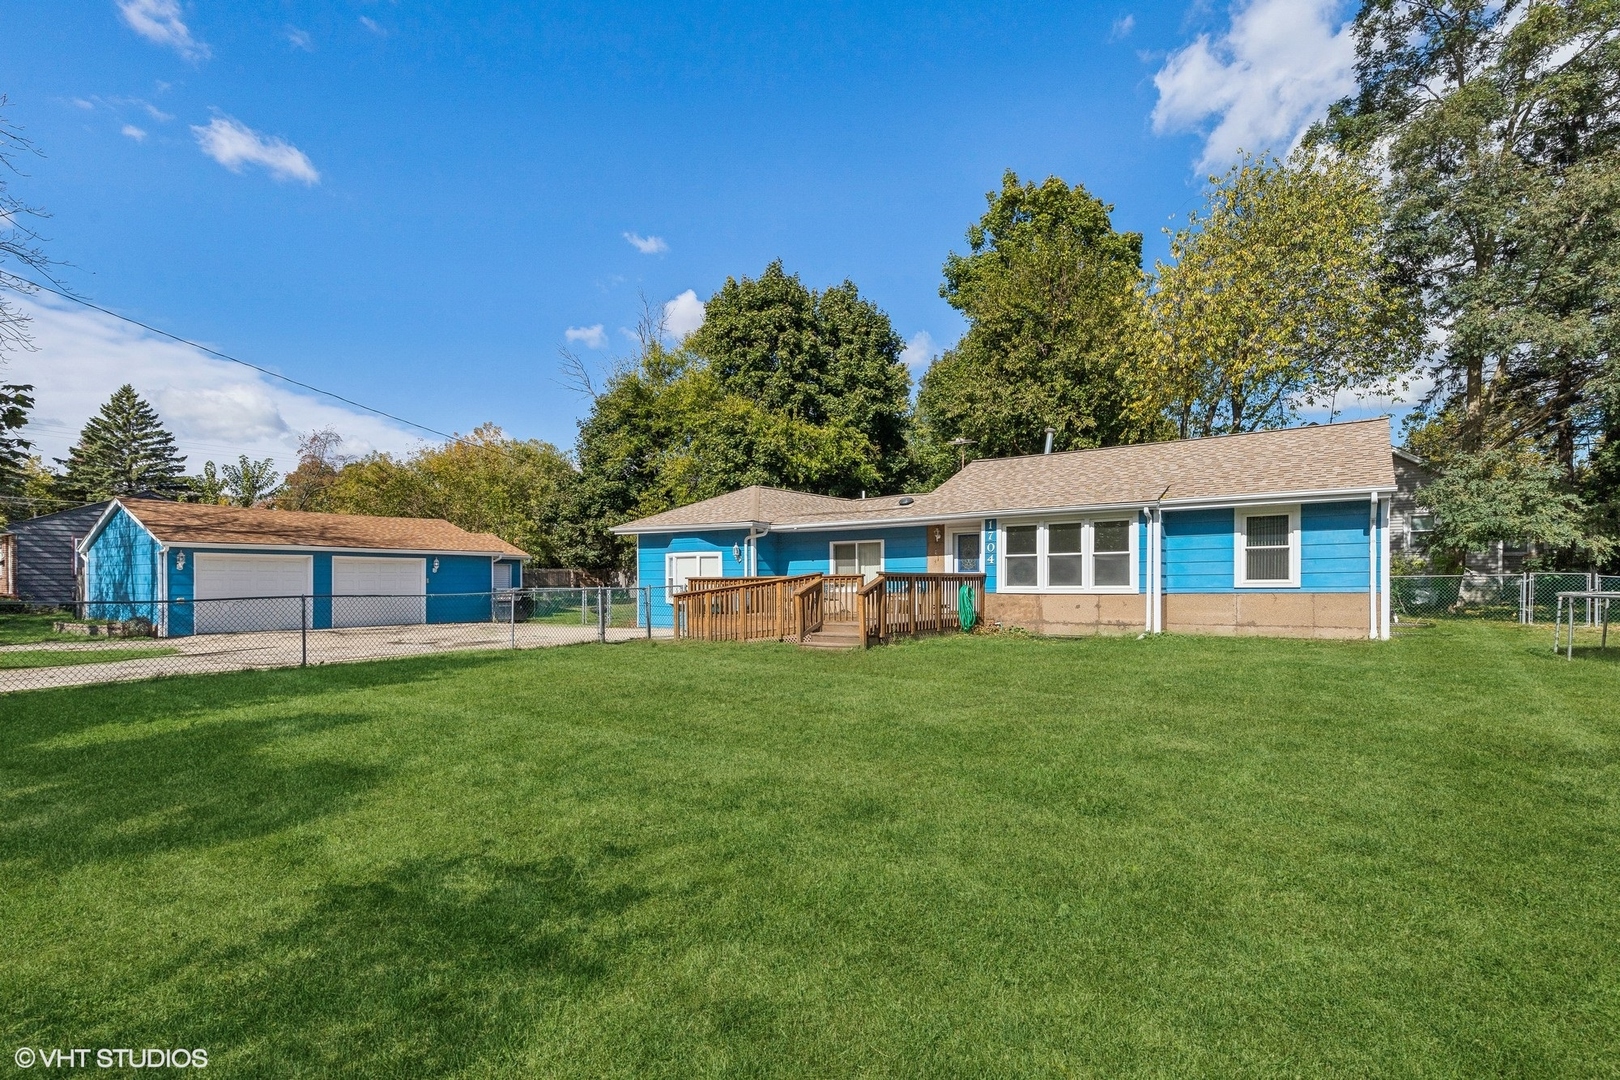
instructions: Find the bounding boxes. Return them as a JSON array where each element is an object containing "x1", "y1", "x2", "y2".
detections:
[{"x1": 77, "y1": 499, "x2": 529, "y2": 638}]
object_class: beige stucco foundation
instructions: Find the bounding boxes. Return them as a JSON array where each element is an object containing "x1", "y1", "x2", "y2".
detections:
[{"x1": 985, "y1": 591, "x2": 1371, "y2": 639}]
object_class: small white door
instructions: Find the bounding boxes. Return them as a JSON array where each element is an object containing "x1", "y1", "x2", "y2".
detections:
[
  {"x1": 193, "y1": 554, "x2": 312, "y2": 634},
  {"x1": 332, "y1": 556, "x2": 427, "y2": 628}
]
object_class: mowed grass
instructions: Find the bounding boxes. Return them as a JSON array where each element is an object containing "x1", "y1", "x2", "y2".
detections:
[
  {"x1": 0, "y1": 645, "x2": 177, "y2": 669},
  {"x1": 1, "y1": 624, "x2": 1617, "y2": 1078},
  {"x1": 0, "y1": 612, "x2": 77, "y2": 645}
]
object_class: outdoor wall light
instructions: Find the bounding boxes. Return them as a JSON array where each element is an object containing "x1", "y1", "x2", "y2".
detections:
[
  {"x1": 432, "y1": 558, "x2": 440, "y2": 573},
  {"x1": 175, "y1": 552, "x2": 186, "y2": 571},
  {"x1": 732, "y1": 544, "x2": 742, "y2": 562}
]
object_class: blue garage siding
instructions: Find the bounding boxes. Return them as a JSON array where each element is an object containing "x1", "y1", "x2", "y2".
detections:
[
  {"x1": 83, "y1": 506, "x2": 162, "y2": 623},
  {"x1": 761, "y1": 526, "x2": 929, "y2": 577},
  {"x1": 639, "y1": 530, "x2": 751, "y2": 628},
  {"x1": 1163, "y1": 501, "x2": 1372, "y2": 594}
]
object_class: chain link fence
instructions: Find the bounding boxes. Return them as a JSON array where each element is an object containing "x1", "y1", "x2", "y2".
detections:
[
  {"x1": 1392, "y1": 573, "x2": 1620, "y2": 624},
  {"x1": 0, "y1": 588, "x2": 663, "y2": 694}
]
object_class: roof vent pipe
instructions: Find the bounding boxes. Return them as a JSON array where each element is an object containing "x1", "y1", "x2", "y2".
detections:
[{"x1": 1044, "y1": 427, "x2": 1056, "y2": 454}]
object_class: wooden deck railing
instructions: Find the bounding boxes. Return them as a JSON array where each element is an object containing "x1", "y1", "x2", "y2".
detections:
[
  {"x1": 858, "y1": 573, "x2": 986, "y2": 647},
  {"x1": 674, "y1": 574, "x2": 820, "y2": 642},
  {"x1": 676, "y1": 572, "x2": 985, "y2": 647}
]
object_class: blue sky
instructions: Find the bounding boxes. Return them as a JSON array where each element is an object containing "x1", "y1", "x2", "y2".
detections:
[{"x1": 5, "y1": 0, "x2": 1370, "y2": 471}]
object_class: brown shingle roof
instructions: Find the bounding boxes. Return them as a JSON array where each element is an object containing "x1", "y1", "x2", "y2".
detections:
[
  {"x1": 612, "y1": 419, "x2": 1397, "y2": 532},
  {"x1": 114, "y1": 500, "x2": 528, "y2": 556}
]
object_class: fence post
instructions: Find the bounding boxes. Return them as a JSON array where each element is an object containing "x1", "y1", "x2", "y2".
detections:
[
  {"x1": 598, "y1": 587, "x2": 607, "y2": 643},
  {"x1": 510, "y1": 590, "x2": 517, "y2": 649},
  {"x1": 645, "y1": 586, "x2": 653, "y2": 639},
  {"x1": 301, "y1": 595, "x2": 308, "y2": 668}
]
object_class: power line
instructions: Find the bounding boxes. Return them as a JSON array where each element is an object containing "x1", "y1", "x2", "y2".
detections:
[{"x1": 1, "y1": 273, "x2": 461, "y2": 443}]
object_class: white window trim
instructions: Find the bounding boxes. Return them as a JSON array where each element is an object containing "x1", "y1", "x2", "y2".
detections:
[
  {"x1": 829, "y1": 538, "x2": 885, "y2": 579},
  {"x1": 1234, "y1": 504, "x2": 1302, "y2": 589},
  {"x1": 996, "y1": 517, "x2": 1139, "y2": 594},
  {"x1": 665, "y1": 551, "x2": 723, "y2": 602}
]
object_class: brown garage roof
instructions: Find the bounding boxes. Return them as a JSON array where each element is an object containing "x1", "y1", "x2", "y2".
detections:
[
  {"x1": 108, "y1": 499, "x2": 528, "y2": 556},
  {"x1": 613, "y1": 418, "x2": 1397, "y2": 532}
]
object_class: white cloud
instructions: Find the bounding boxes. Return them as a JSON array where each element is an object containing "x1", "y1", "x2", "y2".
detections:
[
  {"x1": 285, "y1": 26, "x2": 313, "y2": 51},
  {"x1": 1109, "y1": 14, "x2": 1135, "y2": 41},
  {"x1": 121, "y1": 124, "x2": 147, "y2": 142},
  {"x1": 116, "y1": 0, "x2": 210, "y2": 62},
  {"x1": 191, "y1": 115, "x2": 320, "y2": 185},
  {"x1": 7, "y1": 295, "x2": 422, "y2": 474},
  {"x1": 899, "y1": 331, "x2": 938, "y2": 371},
  {"x1": 359, "y1": 15, "x2": 386, "y2": 36},
  {"x1": 624, "y1": 232, "x2": 669, "y2": 255},
  {"x1": 662, "y1": 289, "x2": 705, "y2": 341},
  {"x1": 565, "y1": 324, "x2": 608, "y2": 350},
  {"x1": 1152, "y1": 0, "x2": 1354, "y2": 173},
  {"x1": 71, "y1": 98, "x2": 94, "y2": 111}
]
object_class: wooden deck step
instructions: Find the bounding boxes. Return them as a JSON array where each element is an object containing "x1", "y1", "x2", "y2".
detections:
[{"x1": 799, "y1": 628, "x2": 863, "y2": 650}]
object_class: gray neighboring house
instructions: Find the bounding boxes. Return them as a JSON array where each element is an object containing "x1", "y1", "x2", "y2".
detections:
[{"x1": 1, "y1": 501, "x2": 111, "y2": 605}]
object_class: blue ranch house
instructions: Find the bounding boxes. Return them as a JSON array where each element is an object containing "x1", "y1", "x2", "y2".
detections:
[
  {"x1": 78, "y1": 499, "x2": 528, "y2": 637},
  {"x1": 613, "y1": 418, "x2": 1401, "y2": 640}
]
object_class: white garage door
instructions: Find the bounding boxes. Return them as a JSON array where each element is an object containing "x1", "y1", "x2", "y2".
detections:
[
  {"x1": 193, "y1": 554, "x2": 312, "y2": 634},
  {"x1": 332, "y1": 556, "x2": 426, "y2": 628}
]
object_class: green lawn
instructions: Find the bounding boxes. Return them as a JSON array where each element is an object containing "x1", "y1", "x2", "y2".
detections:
[
  {"x1": 0, "y1": 612, "x2": 76, "y2": 645},
  {"x1": 0, "y1": 645, "x2": 177, "y2": 669},
  {"x1": 2, "y1": 624, "x2": 1617, "y2": 1077}
]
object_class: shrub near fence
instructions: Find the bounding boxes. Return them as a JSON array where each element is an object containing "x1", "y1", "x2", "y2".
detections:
[
  {"x1": 0, "y1": 588, "x2": 662, "y2": 694},
  {"x1": 1392, "y1": 574, "x2": 1620, "y2": 624}
]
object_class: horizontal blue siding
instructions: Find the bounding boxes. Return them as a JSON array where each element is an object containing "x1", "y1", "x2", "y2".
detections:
[
  {"x1": 638, "y1": 530, "x2": 751, "y2": 628},
  {"x1": 1163, "y1": 501, "x2": 1372, "y2": 594},
  {"x1": 763, "y1": 526, "x2": 928, "y2": 577}
]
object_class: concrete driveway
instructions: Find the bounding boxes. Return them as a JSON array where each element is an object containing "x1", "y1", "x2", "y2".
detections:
[{"x1": 0, "y1": 620, "x2": 671, "y2": 693}]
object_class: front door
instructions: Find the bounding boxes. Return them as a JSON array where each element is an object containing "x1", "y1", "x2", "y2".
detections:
[
  {"x1": 951, "y1": 531, "x2": 981, "y2": 573},
  {"x1": 832, "y1": 541, "x2": 883, "y2": 582}
]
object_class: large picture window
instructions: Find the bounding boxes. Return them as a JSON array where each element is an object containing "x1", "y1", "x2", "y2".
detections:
[
  {"x1": 997, "y1": 518, "x2": 1138, "y2": 592},
  {"x1": 1234, "y1": 506, "x2": 1301, "y2": 588}
]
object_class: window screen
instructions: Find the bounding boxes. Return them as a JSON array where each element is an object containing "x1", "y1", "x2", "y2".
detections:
[
  {"x1": 1244, "y1": 514, "x2": 1291, "y2": 581},
  {"x1": 1092, "y1": 520, "x2": 1131, "y2": 587},
  {"x1": 1047, "y1": 523, "x2": 1083, "y2": 586},
  {"x1": 1004, "y1": 525, "x2": 1038, "y2": 586}
]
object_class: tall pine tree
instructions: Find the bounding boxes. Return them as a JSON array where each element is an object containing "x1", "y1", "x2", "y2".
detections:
[{"x1": 58, "y1": 385, "x2": 187, "y2": 500}]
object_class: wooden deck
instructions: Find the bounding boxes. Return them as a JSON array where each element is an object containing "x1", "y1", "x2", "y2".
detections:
[{"x1": 673, "y1": 573, "x2": 986, "y2": 648}]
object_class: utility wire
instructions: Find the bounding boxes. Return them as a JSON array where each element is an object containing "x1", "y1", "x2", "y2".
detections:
[{"x1": 1, "y1": 273, "x2": 461, "y2": 443}]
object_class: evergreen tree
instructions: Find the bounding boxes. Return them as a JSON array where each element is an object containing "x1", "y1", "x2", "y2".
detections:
[{"x1": 57, "y1": 385, "x2": 187, "y2": 500}]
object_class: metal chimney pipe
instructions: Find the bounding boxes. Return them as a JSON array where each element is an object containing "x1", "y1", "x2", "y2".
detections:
[{"x1": 1044, "y1": 427, "x2": 1055, "y2": 454}]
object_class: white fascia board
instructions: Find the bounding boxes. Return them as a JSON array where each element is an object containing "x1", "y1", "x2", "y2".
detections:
[
  {"x1": 162, "y1": 541, "x2": 528, "y2": 558},
  {"x1": 1159, "y1": 486, "x2": 1396, "y2": 510},
  {"x1": 610, "y1": 520, "x2": 767, "y2": 536}
]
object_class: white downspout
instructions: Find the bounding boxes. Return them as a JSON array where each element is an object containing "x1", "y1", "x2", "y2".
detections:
[
  {"x1": 744, "y1": 522, "x2": 770, "y2": 577},
  {"x1": 157, "y1": 545, "x2": 169, "y2": 638},
  {"x1": 1379, "y1": 496, "x2": 1392, "y2": 640},
  {"x1": 1368, "y1": 492, "x2": 1378, "y2": 640},
  {"x1": 1143, "y1": 507, "x2": 1153, "y2": 633}
]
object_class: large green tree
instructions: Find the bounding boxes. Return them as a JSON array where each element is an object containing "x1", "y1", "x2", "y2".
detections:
[
  {"x1": 57, "y1": 385, "x2": 188, "y2": 500},
  {"x1": 686, "y1": 260, "x2": 912, "y2": 490},
  {"x1": 1315, "y1": 0, "x2": 1620, "y2": 465},
  {"x1": 915, "y1": 171, "x2": 1162, "y2": 478},
  {"x1": 318, "y1": 424, "x2": 573, "y2": 564},
  {"x1": 1146, "y1": 150, "x2": 1421, "y2": 437}
]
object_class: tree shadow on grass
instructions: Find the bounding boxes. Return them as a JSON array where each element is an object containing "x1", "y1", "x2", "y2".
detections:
[
  {"x1": 0, "y1": 655, "x2": 494, "y2": 873},
  {"x1": 149, "y1": 854, "x2": 645, "y2": 1077}
]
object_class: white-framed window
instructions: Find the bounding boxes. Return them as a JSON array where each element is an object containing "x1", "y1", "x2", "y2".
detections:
[
  {"x1": 830, "y1": 540, "x2": 884, "y2": 581},
  {"x1": 666, "y1": 551, "x2": 722, "y2": 601},
  {"x1": 1234, "y1": 505, "x2": 1301, "y2": 588},
  {"x1": 997, "y1": 517, "x2": 1139, "y2": 592}
]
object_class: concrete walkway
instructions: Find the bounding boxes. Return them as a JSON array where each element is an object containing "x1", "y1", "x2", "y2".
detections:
[{"x1": 0, "y1": 621, "x2": 671, "y2": 693}]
